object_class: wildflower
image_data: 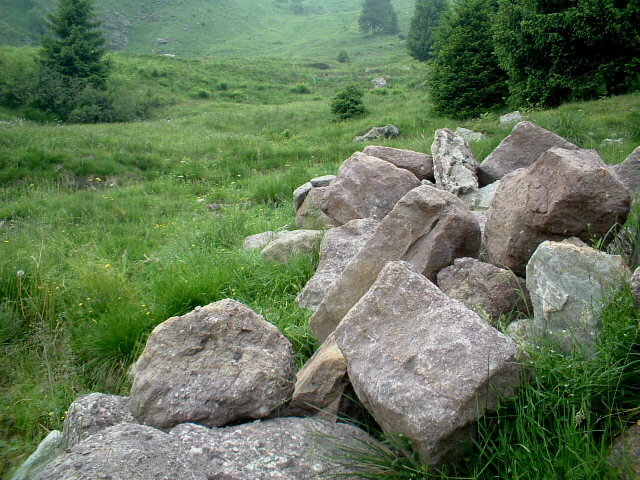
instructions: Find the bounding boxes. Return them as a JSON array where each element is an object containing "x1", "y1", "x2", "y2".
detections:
[
  {"x1": 105, "y1": 264, "x2": 111, "y2": 268},
  {"x1": 17, "y1": 270, "x2": 25, "y2": 277}
]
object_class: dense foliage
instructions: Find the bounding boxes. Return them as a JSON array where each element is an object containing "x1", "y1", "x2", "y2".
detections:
[
  {"x1": 428, "y1": 0, "x2": 507, "y2": 119},
  {"x1": 331, "y1": 84, "x2": 369, "y2": 119},
  {"x1": 359, "y1": 0, "x2": 400, "y2": 34},
  {"x1": 494, "y1": 0, "x2": 640, "y2": 108},
  {"x1": 406, "y1": 0, "x2": 448, "y2": 61}
]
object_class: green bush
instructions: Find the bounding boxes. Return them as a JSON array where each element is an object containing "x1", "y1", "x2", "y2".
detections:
[
  {"x1": 336, "y1": 50, "x2": 349, "y2": 63},
  {"x1": 291, "y1": 83, "x2": 312, "y2": 94},
  {"x1": 330, "y1": 84, "x2": 368, "y2": 120}
]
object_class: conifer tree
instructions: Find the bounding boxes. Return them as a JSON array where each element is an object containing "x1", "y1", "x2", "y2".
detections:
[
  {"x1": 407, "y1": 0, "x2": 448, "y2": 61},
  {"x1": 359, "y1": 0, "x2": 400, "y2": 35}
]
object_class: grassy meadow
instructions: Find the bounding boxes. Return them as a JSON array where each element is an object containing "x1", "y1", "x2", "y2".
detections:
[{"x1": 1, "y1": 47, "x2": 639, "y2": 478}]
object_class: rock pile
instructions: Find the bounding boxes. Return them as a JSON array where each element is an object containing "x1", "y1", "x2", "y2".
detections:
[{"x1": 19, "y1": 122, "x2": 639, "y2": 479}]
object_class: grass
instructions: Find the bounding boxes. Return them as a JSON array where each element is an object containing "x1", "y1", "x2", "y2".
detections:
[{"x1": 0, "y1": 47, "x2": 639, "y2": 478}]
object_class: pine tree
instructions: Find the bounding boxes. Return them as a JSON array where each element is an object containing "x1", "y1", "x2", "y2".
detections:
[
  {"x1": 407, "y1": 0, "x2": 448, "y2": 61},
  {"x1": 359, "y1": 0, "x2": 400, "y2": 35}
]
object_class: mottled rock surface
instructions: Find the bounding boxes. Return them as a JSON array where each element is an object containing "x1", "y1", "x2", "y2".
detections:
[
  {"x1": 320, "y1": 152, "x2": 420, "y2": 226},
  {"x1": 484, "y1": 148, "x2": 630, "y2": 276},
  {"x1": 297, "y1": 218, "x2": 378, "y2": 311},
  {"x1": 295, "y1": 187, "x2": 337, "y2": 229},
  {"x1": 260, "y1": 229, "x2": 324, "y2": 263},
  {"x1": 608, "y1": 423, "x2": 640, "y2": 480},
  {"x1": 477, "y1": 121, "x2": 578, "y2": 185},
  {"x1": 611, "y1": 146, "x2": 640, "y2": 196},
  {"x1": 459, "y1": 181, "x2": 500, "y2": 211},
  {"x1": 363, "y1": 145, "x2": 434, "y2": 181},
  {"x1": 293, "y1": 182, "x2": 313, "y2": 211},
  {"x1": 11, "y1": 431, "x2": 64, "y2": 480},
  {"x1": 353, "y1": 124, "x2": 400, "y2": 142},
  {"x1": 431, "y1": 128, "x2": 479, "y2": 194},
  {"x1": 130, "y1": 300, "x2": 295, "y2": 430},
  {"x1": 334, "y1": 261, "x2": 524, "y2": 466},
  {"x1": 243, "y1": 230, "x2": 289, "y2": 250},
  {"x1": 310, "y1": 185, "x2": 481, "y2": 341}
]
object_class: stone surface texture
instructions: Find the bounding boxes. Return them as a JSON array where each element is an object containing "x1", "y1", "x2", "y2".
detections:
[
  {"x1": 297, "y1": 218, "x2": 379, "y2": 311},
  {"x1": 526, "y1": 239, "x2": 631, "y2": 353},
  {"x1": 611, "y1": 146, "x2": 640, "y2": 196},
  {"x1": 363, "y1": 145, "x2": 434, "y2": 181},
  {"x1": 295, "y1": 187, "x2": 337, "y2": 230},
  {"x1": 459, "y1": 181, "x2": 500, "y2": 211},
  {"x1": 632, "y1": 266, "x2": 640, "y2": 305},
  {"x1": 282, "y1": 333, "x2": 349, "y2": 419},
  {"x1": 484, "y1": 147, "x2": 630, "y2": 276},
  {"x1": 334, "y1": 261, "x2": 524, "y2": 466},
  {"x1": 129, "y1": 299, "x2": 295, "y2": 430},
  {"x1": 437, "y1": 257, "x2": 529, "y2": 326},
  {"x1": 259, "y1": 229, "x2": 324, "y2": 263},
  {"x1": 455, "y1": 127, "x2": 487, "y2": 142},
  {"x1": 310, "y1": 185, "x2": 481, "y2": 341},
  {"x1": 310, "y1": 175, "x2": 336, "y2": 187},
  {"x1": 63, "y1": 393, "x2": 136, "y2": 449},
  {"x1": 499, "y1": 111, "x2": 525, "y2": 124},
  {"x1": 11, "y1": 431, "x2": 64, "y2": 480},
  {"x1": 431, "y1": 128, "x2": 479, "y2": 194},
  {"x1": 34, "y1": 423, "x2": 205, "y2": 480},
  {"x1": 353, "y1": 124, "x2": 400, "y2": 142},
  {"x1": 320, "y1": 152, "x2": 421, "y2": 226},
  {"x1": 608, "y1": 423, "x2": 640, "y2": 480},
  {"x1": 243, "y1": 230, "x2": 289, "y2": 250},
  {"x1": 170, "y1": 417, "x2": 376, "y2": 480},
  {"x1": 293, "y1": 182, "x2": 314, "y2": 211},
  {"x1": 477, "y1": 121, "x2": 578, "y2": 185}
]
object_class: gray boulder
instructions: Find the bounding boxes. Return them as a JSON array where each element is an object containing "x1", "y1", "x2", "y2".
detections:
[
  {"x1": 260, "y1": 229, "x2": 324, "y2": 263},
  {"x1": 499, "y1": 111, "x2": 525, "y2": 124},
  {"x1": 295, "y1": 187, "x2": 337, "y2": 230},
  {"x1": 526, "y1": 239, "x2": 631, "y2": 354},
  {"x1": 363, "y1": 145, "x2": 434, "y2": 181},
  {"x1": 293, "y1": 182, "x2": 313, "y2": 211},
  {"x1": 353, "y1": 124, "x2": 400, "y2": 142},
  {"x1": 608, "y1": 423, "x2": 640, "y2": 480},
  {"x1": 170, "y1": 417, "x2": 377, "y2": 480},
  {"x1": 455, "y1": 127, "x2": 487, "y2": 142},
  {"x1": 431, "y1": 128, "x2": 479, "y2": 194},
  {"x1": 310, "y1": 174, "x2": 336, "y2": 187},
  {"x1": 243, "y1": 230, "x2": 289, "y2": 250},
  {"x1": 484, "y1": 147, "x2": 630, "y2": 276},
  {"x1": 459, "y1": 180, "x2": 500, "y2": 211},
  {"x1": 11, "y1": 431, "x2": 64, "y2": 480},
  {"x1": 632, "y1": 266, "x2": 640, "y2": 305},
  {"x1": 63, "y1": 393, "x2": 135, "y2": 449},
  {"x1": 320, "y1": 152, "x2": 421, "y2": 226},
  {"x1": 129, "y1": 299, "x2": 295, "y2": 430},
  {"x1": 297, "y1": 218, "x2": 379, "y2": 311},
  {"x1": 310, "y1": 185, "x2": 481, "y2": 341},
  {"x1": 334, "y1": 261, "x2": 524, "y2": 466},
  {"x1": 477, "y1": 121, "x2": 578, "y2": 185},
  {"x1": 437, "y1": 257, "x2": 530, "y2": 326},
  {"x1": 34, "y1": 423, "x2": 205, "y2": 480},
  {"x1": 611, "y1": 146, "x2": 640, "y2": 196},
  {"x1": 282, "y1": 333, "x2": 350, "y2": 419}
]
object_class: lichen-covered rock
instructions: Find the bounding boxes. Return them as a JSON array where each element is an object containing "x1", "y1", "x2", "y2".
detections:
[
  {"x1": 334, "y1": 261, "x2": 524, "y2": 467},
  {"x1": 130, "y1": 299, "x2": 295, "y2": 430},
  {"x1": 11, "y1": 431, "x2": 64, "y2": 480},
  {"x1": 431, "y1": 128, "x2": 478, "y2": 194},
  {"x1": 297, "y1": 218, "x2": 378, "y2": 311},
  {"x1": 363, "y1": 145, "x2": 434, "y2": 181},
  {"x1": 260, "y1": 229, "x2": 324, "y2": 263},
  {"x1": 353, "y1": 124, "x2": 400, "y2": 142},
  {"x1": 63, "y1": 393, "x2": 135, "y2": 448},
  {"x1": 170, "y1": 417, "x2": 378, "y2": 479}
]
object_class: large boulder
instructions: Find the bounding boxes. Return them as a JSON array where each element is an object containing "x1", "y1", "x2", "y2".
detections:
[
  {"x1": 310, "y1": 185, "x2": 481, "y2": 341},
  {"x1": 281, "y1": 333, "x2": 349, "y2": 419},
  {"x1": 295, "y1": 186, "x2": 337, "y2": 230},
  {"x1": 334, "y1": 261, "x2": 524, "y2": 467},
  {"x1": 170, "y1": 417, "x2": 377, "y2": 479},
  {"x1": 259, "y1": 229, "x2": 324, "y2": 263},
  {"x1": 477, "y1": 121, "x2": 578, "y2": 185},
  {"x1": 297, "y1": 218, "x2": 379, "y2": 311},
  {"x1": 129, "y1": 299, "x2": 295, "y2": 430},
  {"x1": 431, "y1": 128, "x2": 479, "y2": 194},
  {"x1": 611, "y1": 146, "x2": 640, "y2": 196},
  {"x1": 363, "y1": 145, "x2": 434, "y2": 181},
  {"x1": 437, "y1": 257, "x2": 529, "y2": 327},
  {"x1": 11, "y1": 431, "x2": 64, "y2": 480},
  {"x1": 63, "y1": 393, "x2": 136, "y2": 449},
  {"x1": 34, "y1": 423, "x2": 206, "y2": 480},
  {"x1": 320, "y1": 152, "x2": 421, "y2": 226},
  {"x1": 525, "y1": 239, "x2": 631, "y2": 353},
  {"x1": 484, "y1": 148, "x2": 631, "y2": 276}
]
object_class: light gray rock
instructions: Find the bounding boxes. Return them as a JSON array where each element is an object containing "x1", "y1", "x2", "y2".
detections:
[
  {"x1": 455, "y1": 127, "x2": 487, "y2": 142},
  {"x1": 334, "y1": 261, "x2": 524, "y2": 466},
  {"x1": 260, "y1": 230, "x2": 324, "y2": 263},
  {"x1": 293, "y1": 182, "x2": 313, "y2": 211},
  {"x1": 484, "y1": 148, "x2": 631, "y2": 276},
  {"x1": 310, "y1": 175, "x2": 336, "y2": 187},
  {"x1": 295, "y1": 187, "x2": 337, "y2": 230},
  {"x1": 11, "y1": 431, "x2": 64, "y2": 480},
  {"x1": 320, "y1": 152, "x2": 421, "y2": 226},
  {"x1": 526, "y1": 239, "x2": 631, "y2": 354},
  {"x1": 34, "y1": 423, "x2": 205, "y2": 480},
  {"x1": 282, "y1": 333, "x2": 349, "y2": 419},
  {"x1": 363, "y1": 145, "x2": 434, "y2": 181},
  {"x1": 63, "y1": 393, "x2": 135, "y2": 449},
  {"x1": 297, "y1": 218, "x2": 379, "y2": 311},
  {"x1": 170, "y1": 417, "x2": 377, "y2": 480},
  {"x1": 130, "y1": 299, "x2": 295, "y2": 430},
  {"x1": 459, "y1": 180, "x2": 500, "y2": 211},
  {"x1": 608, "y1": 423, "x2": 640, "y2": 480},
  {"x1": 611, "y1": 146, "x2": 640, "y2": 196},
  {"x1": 431, "y1": 128, "x2": 479, "y2": 194},
  {"x1": 437, "y1": 257, "x2": 530, "y2": 326},
  {"x1": 310, "y1": 185, "x2": 481, "y2": 341},
  {"x1": 353, "y1": 125, "x2": 400, "y2": 142},
  {"x1": 632, "y1": 266, "x2": 640, "y2": 305},
  {"x1": 499, "y1": 111, "x2": 525, "y2": 124},
  {"x1": 243, "y1": 230, "x2": 289, "y2": 250},
  {"x1": 477, "y1": 121, "x2": 578, "y2": 185},
  {"x1": 371, "y1": 77, "x2": 387, "y2": 88}
]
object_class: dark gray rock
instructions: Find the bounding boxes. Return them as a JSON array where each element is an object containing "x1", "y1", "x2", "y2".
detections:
[
  {"x1": 295, "y1": 186, "x2": 338, "y2": 230},
  {"x1": 293, "y1": 182, "x2": 313, "y2": 211}
]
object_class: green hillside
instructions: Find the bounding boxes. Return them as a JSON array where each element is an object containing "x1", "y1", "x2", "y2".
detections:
[{"x1": 0, "y1": 0, "x2": 415, "y2": 59}]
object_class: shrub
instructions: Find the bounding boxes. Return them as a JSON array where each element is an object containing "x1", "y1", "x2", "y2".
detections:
[
  {"x1": 291, "y1": 83, "x2": 312, "y2": 94},
  {"x1": 330, "y1": 84, "x2": 368, "y2": 120},
  {"x1": 337, "y1": 50, "x2": 349, "y2": 63}
]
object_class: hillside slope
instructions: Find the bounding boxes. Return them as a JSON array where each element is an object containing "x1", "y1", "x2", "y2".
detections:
[{"x1": 0, "y1": 0, "x2": 415, "y2": 59}]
